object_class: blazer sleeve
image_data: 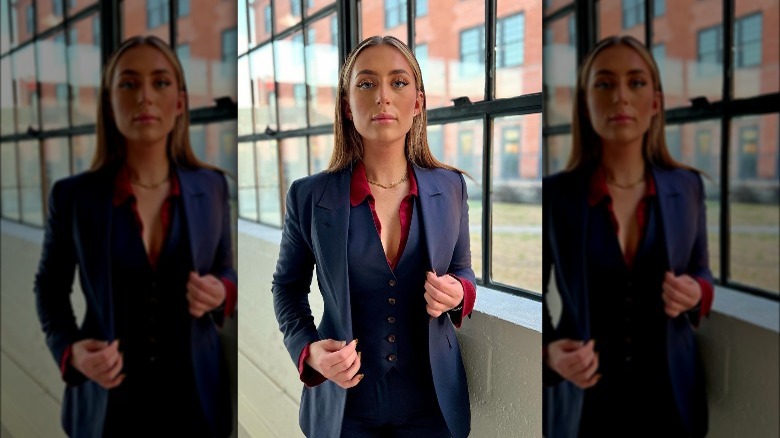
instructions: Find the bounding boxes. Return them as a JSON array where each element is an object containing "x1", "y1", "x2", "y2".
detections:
[
  {"x1": 684, "y1": 173, "x2": 714, "y2": 327},
  {"x1": 34, "y1": 179, "x2": 85, "y2": 384},
  {"x1": 446, "y1": 173, "x2": 477, "y2": 318},
  {"x1": 209, "y1": 172, "x2": 238, "y2": 326},
  {"x1": 542, "y1": 182, "x2": 565, "y2": 386},
  {"x1": 272, "y1": 180, "x2": 321, "y2": 367}
]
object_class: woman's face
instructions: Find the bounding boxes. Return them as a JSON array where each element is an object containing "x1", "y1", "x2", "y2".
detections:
[
  {"x1": 109, "y1": 45, "x2": 184, "y2": 148},
  {"x1": 346, "y1": 44, "x2": 423, "y2": 149},
  {"x1": 585, "y1": 44, "x2": 660, "y2": 148}
]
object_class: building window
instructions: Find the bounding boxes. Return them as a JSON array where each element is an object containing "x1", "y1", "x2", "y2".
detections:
[
  {"x1": 652, "y1": 43, "x2": 665, "y2": 74},
  {"x1": 330, "y1": 16, "x2": 338, "y2": 45},
  {"x1": 222, "y1": 28, "x2": 237, "y2": 62},
  {"x1": 735, "y1": 13, "x2": 762, "y2": 67},
  {"x1": 665, "y1": 124, "x2": 681, "y2": 160},
  {"x1": 622, "y1": 0, "x2": 664, "y2": 29},
  {"x1": 291, "y1": 0, "x2": 301, "y2": 17},
  {"x1": 428, "y1": 127, "x2": 443, "y2": 160},
  {"x1": 568, "y1": 15, "x2": 576, "y2": 46},
  {"x1": 385, "y1": 0, "x2": 406, "y2": 29},
  {"x1": 416, "y1": 43, "x2": 428, "y2": 72},
  {"x1": 26, "y1": 5, "x2": 34, "y2": 34},
  {"x1": 459, "y1": 25, "x2": 484, "y2": 76},
  {"x1": 501, "y1": 127, "x2": 520, "y2": 179},
  {"x1": 176, "y1": 44, "x2": 190, "y2": 71},
  {"x1": 92, "y1": 16, "x2": 100, "y2": 44},
  {"x1": 695, "y1": 129, "x2": 712, "y2": 175},
  {"x1": 738, "y1": 125, "x2": 759, "y2": 179},
  {"x1": 417, "y1": 0, "x2": 428, "y2": 17},
  {"x1": 697, "y1": 24, "x2": 722, "y2": 75},
  {"x1": 458, "y1": 130, "x2": 474, "y2": 173},
  {"x1": 497, "y1": 13, "x2": 524, "y2": 67},
  {"x1": 53, "y1": 0, "x2": 63, "y2": 16},
  {"x1": 264, "y1": 5, "x2": 272, "y2": 33},
  {"x1": 179, "y1": 0, "x2": 190, "y2": 17},
  {"x1": 147, "y1": 0, "x2": 169, "y2": 29}
]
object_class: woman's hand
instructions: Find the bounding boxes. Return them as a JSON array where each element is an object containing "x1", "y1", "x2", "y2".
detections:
[
  {"x1": 186, "y1": 272, "x2": 226, "y2": 318},
  {"x1": 545, "y1": 339, "x2": 600, "y2": 389},
  {"x1": 305, "y1": 339, "x2": 363, "y2": 389},
  {"x1": 662, "y1": 271, "x2": 702, "y2": 318},
  {"x1": 424, "y1": 271, "x2": 464, "y2": 318},
  {"x1": 71, "y1": 339, "x2": 125, "y2": 389}
]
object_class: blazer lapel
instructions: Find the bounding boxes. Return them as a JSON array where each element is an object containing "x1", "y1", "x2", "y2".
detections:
[
  {"x1": 652, "y1": 166, "x2": 681, "y2": 273},
  {"x1": 414, "y1": 166, "x2": 451, "y2": 274},
  {"x1": 313, "y1": 168, "x2": 352, "y2": 335},
  {"x1": 74, "y1": 169, "x2": 116, "y2": 339},
  {"x1": 177, "y1": 167, "x2": 209, "y2": 274}
]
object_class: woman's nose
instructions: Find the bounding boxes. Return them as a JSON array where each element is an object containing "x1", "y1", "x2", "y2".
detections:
[
  {"x1": 613, "y1": 82, "x2": 628, "y2": 104},
  {"x1": 137, "y1": 82, "x2": 153, "y2": 104},
  {"x1": 376, "y1": 83, "x2": 390, "y2": 105}
]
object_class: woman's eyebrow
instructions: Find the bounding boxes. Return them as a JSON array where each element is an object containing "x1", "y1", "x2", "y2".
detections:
[
  {"x1": 117, "y1": 68, "x2": 173, "y2": 76},
  {"x1": 355, "y1": 68, "x2": 410, "y2": 76},
  {"x1": 593, "y1": 68, "x2": 648, "y2": 76}
]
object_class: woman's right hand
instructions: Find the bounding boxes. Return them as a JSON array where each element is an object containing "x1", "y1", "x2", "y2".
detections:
[
  {"x1": 305, "y1": 339, "x2": 363, "y2": 389},
  {"x1": 545, "y1": 338, "x2": 600, "y2": 389},
  {"x1": 70, "y1": 339, "x2": 125, "y2": 389}
]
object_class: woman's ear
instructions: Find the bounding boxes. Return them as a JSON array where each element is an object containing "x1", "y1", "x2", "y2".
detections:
[
  {"x1": 414, "y1": 90, "x2": 424, "y2": 116},
  {"x1": 177, "y1": 90, "x2": 186, "y2": 116}
]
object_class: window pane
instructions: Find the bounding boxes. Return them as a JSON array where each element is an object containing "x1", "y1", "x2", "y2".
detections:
[
  {"x1": 544, "y1": 133, "x2": 572, "y2": 175},
  {"x1": 600, "y1": 0, "x2": 645, "y2": 42},
  {"x1": 68, "y1": 0, "x2": 95, "y2": 16},
  {"x1": 431, "y1": 119, "x2": 484, "y2": 280},
  {"x1": 543, "y1": 12, "x2": 576, "y2": 127},
  {"x1": 1, "y1": 57, "x2": 14, "y2": 136},
  {"x1": 275, "y1": 0, "x2": 302, "y2": 34},
  {"x1": 69, "y1": 14, "x2": 101, "y2": 126},
  {"x1": 19, "y1": 140, "x2": 43, "y2": 226},
  {"x1": 497, "y1": 1, "x2": 541, "y2": 98},
  {"x1": 238, "y1": 141, "x2": 258, "y2": 221},
  {"x1": 729, "y1": 115, "x2": 779, "y2": 293},
  {"x1": 274, "y1": 33, "x2": 307, "y2": 130},
  {"x1": 492, "y1": 114, "x2": 542, "y2": 292},
  {"x1": 248, "y1": 1, "x2": 272, "y2": 48},
  {"x1": 238, "y1": 0, "x2": 249, "y2": 54},
  {"x1": 0, "y1": 1, "x2": 10, "y2": 54},
  {"x1": 256, "y1": 140, "x2": 281, "y2": 226},
  {"x1": 43, "y1": 137, "x2": 70, "y2": 196},
  {"x1": 306, "y1": 0, "x2": 330, "y2": 18},
  {"x1": 309, "y1": 134, "x2": 334, "y2": 174},
  {"x1": 238, "y1": 55, "x2": 253, "y2": 135},
  {"x1": 305, "y1": 14, "x2": 338, "y2": 127},
  {"x1": 72, "y1": 134, "x2": 96, "y2": 173},
  {"x1": 734, "y1": 4, "x2": 777, "y2": 99},
  {"x1": 362, "y1": 0, "x2": 407, "y2": 43},
  {"x1": 251, "y1": 43, "x2": 277, "y2": 133},
  {"x1": 1, "y1": 142, "x2": 20, "y2": 220},
  {"x1": 35, "y1": 0, "x2": 63, "y2": 33},
  {"x1": 39, "y1": 32, "x2": 69, "y2": 130},
  {"x1": 13, "y1": 45, "x2": 38, "y2": 134},
  {"x1": 280, "y1": 137, "x2": 307, "y2": 195},
  {"x1": 124, "y1": 0, "x2": 169, "y2": 42}
]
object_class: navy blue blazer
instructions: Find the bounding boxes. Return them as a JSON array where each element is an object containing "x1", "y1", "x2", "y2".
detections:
[
  {"x1": 272, "y1": 164, "x2": 475, "y2": 438},
  {"x1": 34, "y1": 164, "x2": 236, "y2": 438},
  {"x1": 542, "y1": 165, "x2": 712, "y2": 438}
]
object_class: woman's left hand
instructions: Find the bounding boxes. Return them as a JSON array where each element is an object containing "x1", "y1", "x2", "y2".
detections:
[
  {"x1": 661, "y1": 271, "x2": 702, "y2": 318},
  {"x1": 424, "y1": 271, "x2": 464, "y2": 318},
  {"x1": 186, "y1": 272, "x2": 226, "y2": 318}
]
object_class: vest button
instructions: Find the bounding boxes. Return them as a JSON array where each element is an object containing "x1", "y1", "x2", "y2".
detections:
[
  {"x1": 388, "y1": 298, "x2": 396, "y2": 305},
  {"x1": 387, "y1": 354, "x2": 397, "y2": 362},
  {"x1": 387, "y1": 316, "x2": 396, "y2": 324},
  {"x1": 387, "y1": 334, "x2": 396, "y2": 343},
  {"x1": 388, "y1": 279, "x2": 396, "y2": 287}
]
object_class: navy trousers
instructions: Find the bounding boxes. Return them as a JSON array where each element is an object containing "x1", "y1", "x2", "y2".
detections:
[{"x1": 341, "y1": 368, "x2": 451, "y2": 437}]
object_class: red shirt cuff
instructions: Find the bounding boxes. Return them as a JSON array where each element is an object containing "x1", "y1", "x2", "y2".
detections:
[
  {"x1": 298, "y1": 343, "x2": 327, "y2": 387},
  {"x1": 448, "y1": 274, "x2": 476, "y2": 328},
  {"x1": 220, "y1": 277, "x2": 237, "y2": 319},
  {"x1": 695, "y1": 276, "x2": 714, "y2": 318},
  {"x1": 60, "y1": 344, "x2": 73, "y2": 378}
]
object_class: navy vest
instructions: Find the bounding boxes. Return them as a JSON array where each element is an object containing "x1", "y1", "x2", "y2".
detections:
[{"x1": 347, "y1": 197, "x2": 433, "y2": 388}]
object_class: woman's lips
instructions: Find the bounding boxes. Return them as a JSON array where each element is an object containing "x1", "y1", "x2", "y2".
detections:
[
  {"x1": 609, "y1": 114, "x2": 634, "y2": 123},
  {"x1": 133, "y1": 115, "x2": 159, "y2": 124},
  {"x1": 372, "y1": 113, "x2": 397, "y2": 124}
]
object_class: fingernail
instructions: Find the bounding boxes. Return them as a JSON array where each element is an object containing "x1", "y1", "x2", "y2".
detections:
[
  {"x1": 354, "y1": 338, "x2": 359, "y2": 346},
  {"x1": 358, "y1": 374, "x2": 365, "y2": 380},
  {"x1": 358, "y1": 351, "x2": 362, "y2": 359}
]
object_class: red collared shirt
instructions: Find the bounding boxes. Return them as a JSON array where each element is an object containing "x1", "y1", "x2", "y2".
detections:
[
  {"x1": 297, "y1": 161, "x2": 477, "y2": 387},
  {"x1": 588, "y1": 167, "x2": 713, "y2": 319},
  {"x1": 59, "y1": 167, "x2": 237, "y2": 378}
]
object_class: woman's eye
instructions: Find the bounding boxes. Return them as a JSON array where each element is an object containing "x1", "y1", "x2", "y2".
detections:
[
  {"x1": 594, "y1": 81, "x2": 612, "y2": 89},
  {"x1": 392, "y1": 79, "x2": 410, "y2": 88},
  {"x1": 357, "y1": 81, "x2": 374, "y2": 89},
  {"x1": 118, "y1": 81, "x2": 136, "y2": 90},
  {"x1": 154, "y1": 79, "x2": 172, "y2": 88},
  {"x1": 630, "y1": 79, "x2": 647, "y2": 88}
]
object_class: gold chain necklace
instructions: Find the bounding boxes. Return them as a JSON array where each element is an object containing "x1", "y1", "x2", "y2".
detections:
[
  {"x1": 367, "y1": 171, "x2": 408, "y2": 189},
  {"x1": 130, "y1": 174, "x2": 170, "y2": 190},
  {"x1": 606, "y1": 173, "x2": 645, "y2": 190}
]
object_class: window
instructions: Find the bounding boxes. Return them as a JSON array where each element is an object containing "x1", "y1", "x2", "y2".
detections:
[
  {"x1": 501, "y1": 127, "x2": 520, "y2": 179},
  {"x1": 264, "y1": 6, "x2": 272, "y2": 33},
  {"x1": 460, "y1": 25, "x2": 485, "y2": 76},
  {"x1": 738, "y1": 125, "x2": 759, "y2": 179},
  {"x1": 179, "y1": 0, "x2": 190, "y2": 17},
  {"x1": 735, "y1": 13, "x2": 762, "y2": 67},
  {"x1": 331, "y1": 16, "x2": 338, "y2": 47},
  {"x1": 652, "y1": 43, "x2": 665, "y2": 74},
  {"x1": 93, "y1": 16, "x2": 100, "y2": 44},
  {"x1": 622, "y1": 0, "x2": 664, "y2": 29},
  {"x1": 291, "y1": 0, "x2": 301, "y2": 17},
  {"x1": 695, "y1": 129, "x2": 712, "y2": 175},
  {"x1": 458, "y1": 130, "x2": 475, "y2": 173},
  {"x1": 26, "y1": 5, "x2": 34, "y2": 34},
  {"x1": 222, "y1": 28, "x2": 237, "y2": 61},
  {"x1": 176, "y1": 44, "x2": 190, "y2": 71},
  {"x1": 697, "y1": 24, "x2": 722, "y2": 75},
  {"x1": 53, "y1": 0, "x2": 63, "y2": 16},
  {"x1": 417, "y1": 0, "x2": 428, "y2": 17},
  {"x1": 416, "y1": 44, "x2": 428, "y2": 73},
  {"x1": 385, "y1": 0, "x2": 406, "y2": 29},
  {"x1": 497, "y1": 13, "x2": 524, "y2": 67},
  {"x1": 147, "y1": 0, "x2": 169, "y2": 29},
  {"x1": 665, "y1": 125, "x2": 681, "y2": 160}
]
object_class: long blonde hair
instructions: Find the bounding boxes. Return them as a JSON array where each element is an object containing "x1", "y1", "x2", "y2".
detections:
[
  {"x1": 567, "y1": 35, "x2": 696, "y2": 173},
  {"x1": 91, "y1": 35, "x2": 213, "y2": 171},
  {"x1": 328, "y1": 35, "x2": 460, "y2": 174}
]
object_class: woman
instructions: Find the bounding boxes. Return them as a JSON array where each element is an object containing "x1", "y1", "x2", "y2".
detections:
[
  {"x1": 272, "y1": 35, "x2": 476, "y2": 438},
  {"x1": 34, "y1": 36, "x2": 236, "y2": 437},
  {"x1": 542, "y1": 35, "x2": 713, "y2": 438}
]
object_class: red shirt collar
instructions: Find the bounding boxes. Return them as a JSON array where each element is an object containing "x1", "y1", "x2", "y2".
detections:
[
  {"x1": 113, "y1": 166, "x2": 181, "y2": 206},
  {"x1": 588, "y1": 165, "x2": 656, "y2": 207},
  {"x1": 350, "y1": 160, "x2": 418, "y2": 207}
]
